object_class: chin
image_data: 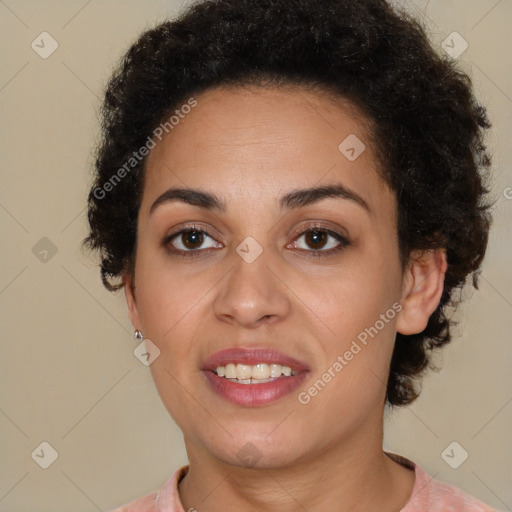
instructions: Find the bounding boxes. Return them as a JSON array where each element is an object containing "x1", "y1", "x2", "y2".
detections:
[{"x1": 199, "y1": 430, "x2": 304, "y2": 470}]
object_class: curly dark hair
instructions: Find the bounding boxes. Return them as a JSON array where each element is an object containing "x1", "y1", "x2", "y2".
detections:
[{"x1": 84, "y1": 0, "x2": 494, "y2": 407}]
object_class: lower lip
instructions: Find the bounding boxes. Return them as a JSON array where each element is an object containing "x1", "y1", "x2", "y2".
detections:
[{"x1": 203, "y1": 370, "x2": 309, "y2": 406}]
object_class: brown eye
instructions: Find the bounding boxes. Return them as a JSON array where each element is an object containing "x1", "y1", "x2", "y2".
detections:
[
  {"x1": 304, "y1": 230, "x2": 328, "y2": 250},
  {"x1": 164, "y1": 227, "x2": 221, "y2": 257},
  {"x1": 179, "y1": 230, "x2": 205, "y2": 250},
  {"x1": 293, "y1": 225, "x2": 350, "y2": 257},
  {"x1": 293, "y1": 227, "x2": 348, "y2": 256}
]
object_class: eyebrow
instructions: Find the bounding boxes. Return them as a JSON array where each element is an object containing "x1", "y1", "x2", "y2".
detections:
[{"x1": 149, "y1": 183, "x2": 371, "y2": 215}]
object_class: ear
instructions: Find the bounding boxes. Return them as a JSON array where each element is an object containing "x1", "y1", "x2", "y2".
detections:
[
  {"x1": 123, "y1": 272, "x2": 142, "y2": 332},
  {"x1": 395, "y1": 248, "x2": 447, "y2": 335}
]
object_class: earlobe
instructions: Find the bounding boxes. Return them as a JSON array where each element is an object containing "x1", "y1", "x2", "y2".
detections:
[
  {"x1": 396, "y1": 248, "x2": 447, "y2": 335},
  {"x1": 123, "y1": 273, "x2": 142, "y2": 331}
]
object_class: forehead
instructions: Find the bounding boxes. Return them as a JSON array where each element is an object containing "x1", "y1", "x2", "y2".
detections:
[{"x1": 142, "y1": 85, "x2": 395, "y2": 222}]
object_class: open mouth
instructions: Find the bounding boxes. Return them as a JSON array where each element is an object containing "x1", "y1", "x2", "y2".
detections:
[
  {"x1": 202, "y1": 348, "x2": 309, "y2": 406},
  {"x1": 212, "y1": 362, "x2": 300, "y2": 384}
]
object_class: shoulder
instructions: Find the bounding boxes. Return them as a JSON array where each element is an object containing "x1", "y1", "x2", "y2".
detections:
[
  {"x1": 397, "y1": 455, "x2": 499, "y2": 512},
  {"x1": 106, "y1": 465, "x2": 189, "y2": 512},
  {"x1": 106, "y1": 490, "x2": 158, "y2": 512}
]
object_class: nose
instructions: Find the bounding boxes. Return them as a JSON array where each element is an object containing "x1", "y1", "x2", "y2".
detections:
[{"x1": 213, "y1": 247, "x2": 291, "y2": 328}]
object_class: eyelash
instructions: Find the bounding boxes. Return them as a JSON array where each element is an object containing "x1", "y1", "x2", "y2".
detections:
[{"x1": 162, "y1": 223, "x2": 350, "y2": 259}]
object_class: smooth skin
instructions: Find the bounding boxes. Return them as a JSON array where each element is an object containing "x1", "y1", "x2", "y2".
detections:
[{"x1": 123, "y1": 85, "x2": 447, "y2": 512}]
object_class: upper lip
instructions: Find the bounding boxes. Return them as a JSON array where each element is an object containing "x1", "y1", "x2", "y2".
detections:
[{"x1": 202, "y1": 347, "x2": 310, "y2": 372}]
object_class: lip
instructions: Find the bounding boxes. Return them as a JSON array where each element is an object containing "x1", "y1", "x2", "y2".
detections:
[{"x1": 202, "y1": 347, "x2": 310, "y2": 407}]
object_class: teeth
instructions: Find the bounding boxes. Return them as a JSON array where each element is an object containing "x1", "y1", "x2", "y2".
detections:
[
  {"x1": 213, "y1": 362, "x2": 298, "y2": 381},
  {"x1": 236, "y1": 364, "x2": 252, "y2": 380},
  {"x1": 269, "y1": 363, "x2": 282, "y2": 378},
  {"x1": 252, "y1": 363, "x2": 269, "y2": 379},
  {"x1": 225, "y1": 363, "x2": 236, "y2": 379}
]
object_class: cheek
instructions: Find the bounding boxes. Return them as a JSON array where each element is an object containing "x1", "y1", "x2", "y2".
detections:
[
  {"x1": 134, "y1": 249, "x2": 208, "y2": 337},
  {"x1": 299, "y1": 327, "x2": 395, "y2": 437},
  {"x1": 305, "y1": 264, "x2": 399, "y2": 406},
  {"x1": 313, "y1": 262, "x2": 397, "y2": 341},
  {"x1": 138, "y1": 273, "x2": 208, "y2": 428}
]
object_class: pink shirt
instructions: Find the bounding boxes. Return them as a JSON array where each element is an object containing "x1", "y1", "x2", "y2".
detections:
[{"x1": 108, "y1": 452, "x2": 499, "y2": 511}]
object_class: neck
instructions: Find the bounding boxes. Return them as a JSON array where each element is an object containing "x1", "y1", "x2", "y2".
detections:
[{"x1": 178, "y1": 415, "x2": 415, "y2": 512}]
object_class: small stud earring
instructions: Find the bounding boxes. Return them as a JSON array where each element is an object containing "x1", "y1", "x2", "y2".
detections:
[{"x1": 134, "y1": 330, "x2": 144, "y2": 342}]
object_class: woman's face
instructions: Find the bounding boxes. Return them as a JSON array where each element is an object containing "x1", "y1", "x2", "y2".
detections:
[{"x1": 125, "y1": 85, "x2": 418, "y2": 468}]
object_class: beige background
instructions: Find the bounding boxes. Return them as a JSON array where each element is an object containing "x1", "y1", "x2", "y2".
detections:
[{"x1": 1, "y1": 0, "x2": 511, "y2": 510}]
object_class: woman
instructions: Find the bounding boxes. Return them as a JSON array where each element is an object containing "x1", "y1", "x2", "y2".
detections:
[{"x1": 84, "y1": 0, "x2": 498, "y2": 510}]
